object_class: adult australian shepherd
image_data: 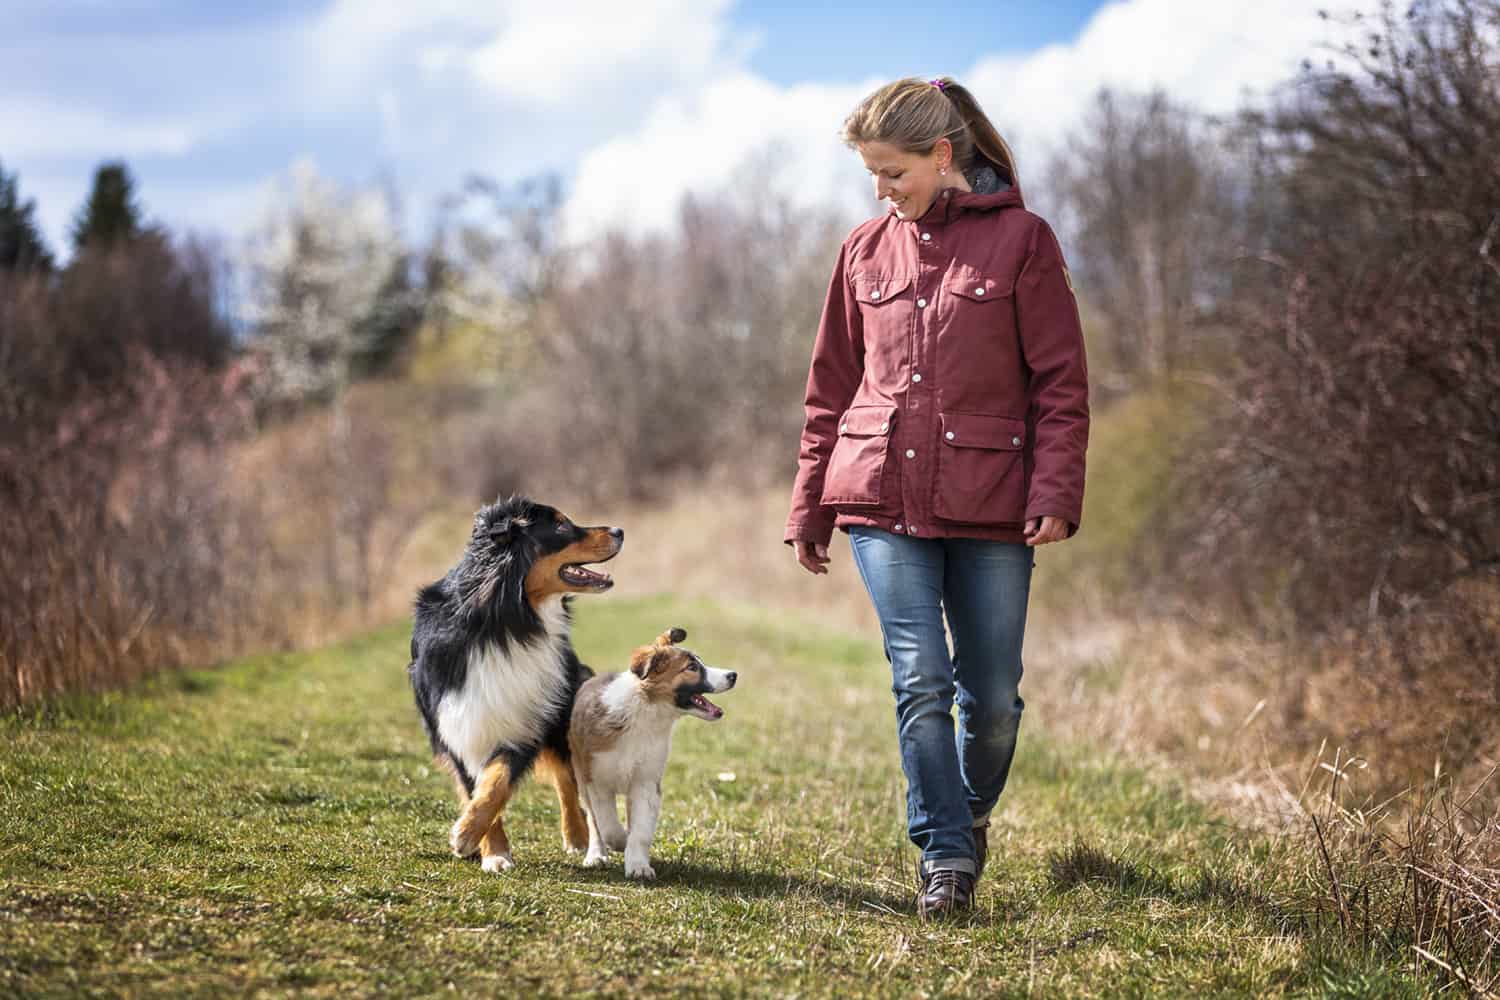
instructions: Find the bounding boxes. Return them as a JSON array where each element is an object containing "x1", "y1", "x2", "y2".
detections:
[{"x1": 407, "y1": 495, "x2": 623, "y2": 873}]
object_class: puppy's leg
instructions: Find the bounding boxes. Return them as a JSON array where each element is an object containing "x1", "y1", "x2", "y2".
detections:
[
  {"x1": 624, "y1": 781, "x2": 662, "y2": 881},
  {"x1": 585, "y1": 784, "x2": 628, "y2": 856},
  {"x1": 537, "y1": 749, "x2": 590, "y2": 854},
  {"x1": 581, "y1": 782, "x2": 610, "y2": 868}
]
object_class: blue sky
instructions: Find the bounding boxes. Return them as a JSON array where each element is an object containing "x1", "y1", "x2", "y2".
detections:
[{"x1": 0, "y1": 0, "x2": 1353, "y2": 256}]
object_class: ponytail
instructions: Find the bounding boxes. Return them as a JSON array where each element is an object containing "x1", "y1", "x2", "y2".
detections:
[{"x1": 841, "y1": 76, "x2": 1019, "y2": 187}]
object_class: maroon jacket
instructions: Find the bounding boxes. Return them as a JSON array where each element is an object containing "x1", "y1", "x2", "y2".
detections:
[{"x1": 785, "y1": 183, "x2": 1089, "y2": 547}]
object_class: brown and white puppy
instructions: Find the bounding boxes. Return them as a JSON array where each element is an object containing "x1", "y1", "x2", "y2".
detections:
[{"x1": 568, "y1": 627, "x2": 737, "y2": 879}]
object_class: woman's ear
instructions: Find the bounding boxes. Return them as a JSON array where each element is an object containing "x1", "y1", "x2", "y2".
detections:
[{"x1": 934, "y1": 137, "x2": 953, "y2": 173}]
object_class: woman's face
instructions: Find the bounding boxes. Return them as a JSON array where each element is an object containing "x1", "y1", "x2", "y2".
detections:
[{"x1": 858, "y1": 140, "x2": 949, "y2": 221}]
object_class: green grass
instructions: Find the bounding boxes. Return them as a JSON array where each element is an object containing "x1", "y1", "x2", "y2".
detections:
[{"x1": 0, "y1": 597, "x2": 1432, "y2": 997}]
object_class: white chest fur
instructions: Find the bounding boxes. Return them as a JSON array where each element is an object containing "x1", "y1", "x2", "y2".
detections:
[
  {"x1": 435, "y1": 597, "x2": 569, "y2": 781},
  {"x1": 588, "y1": 674, "x2": 678, "y2": 793}
]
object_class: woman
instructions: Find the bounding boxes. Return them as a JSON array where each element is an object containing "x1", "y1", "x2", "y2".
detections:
[{"x1": 785, "y1": 77, "x2": 1089, "y2": 918}]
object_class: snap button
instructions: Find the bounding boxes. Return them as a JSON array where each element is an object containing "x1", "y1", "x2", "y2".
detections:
[
  {"x1": 975, "y1": 287, "x2": 985, "y2": 296},
  {"x1": 904, "y1": 449, "x2": 916, "y2": 459},
  {"x1": 893, "y1": 523, "x2": 903, "y2": 532},
  {"x1": 870, "y1": 289, "x2": 881, "y2": 300},
  {"x1": 879, "y1": 422, "x2": 889, "y2": 432},
  {"x1": 921, "y1": 232, "x2": 931, "y2": 241},
  {"x1": 917, "y1": 297, "x2": 927, "y2": 308},
  {"x1": 945, "y1": 431, "x2": 955, "y2": 440},
  {"x1": 911, "y1": 373, "x2": 922, "y2": 383},
  {"x1": 839, "y1": 423, "x2": 848, "y2": 433},
  {"x1": 1011, "y1": 435, "x2": 1021, "y2": 446}
]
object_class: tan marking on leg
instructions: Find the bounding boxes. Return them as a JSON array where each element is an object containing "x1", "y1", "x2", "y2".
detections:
[
  {"x1": 480, "y1": 815, "x2": 513, "y2": 872},
  {"x1": 450, "y1": 758, "x2": 515, "y2": 860},
  {"x1": 539, "y1": 749, "x2": 590, "y2": 853}
]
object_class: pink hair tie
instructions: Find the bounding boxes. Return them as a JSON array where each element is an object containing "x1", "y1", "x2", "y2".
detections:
[{"x1": 930, "y1": 79, "x2": 946, "y2": 90}]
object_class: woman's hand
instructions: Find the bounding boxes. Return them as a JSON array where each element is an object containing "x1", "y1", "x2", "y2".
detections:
[
  {"x1": 792, "y1": 540, "x2": 831, "y2": 575},
  {"x1": 1023, "y1": 516, "x2": 1069, "y2": 546}
]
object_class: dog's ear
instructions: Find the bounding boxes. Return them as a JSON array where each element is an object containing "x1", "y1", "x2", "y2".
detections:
[
  {"x1": 487, "y1": 517, "x2": 513, "y2": 546},
  {"x1": 655, "y1": 627, "x2": 687, "y2": 646},
  {"x1": 630, "y1": 646, "x2": 669, "y2": 679}
]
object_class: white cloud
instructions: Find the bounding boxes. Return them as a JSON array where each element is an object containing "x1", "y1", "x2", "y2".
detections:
[
  {"x1": 560, "y1": 0, "x2": 1373, "y2": 241},
  {"x1": 0, "y1": 97, "x2": 198, "y2": 159}
]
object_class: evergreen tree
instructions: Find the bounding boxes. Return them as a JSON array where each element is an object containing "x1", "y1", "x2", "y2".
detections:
[
  {"x1": 0, "y1": 161, "x2": 55, "y2": 273},
  {"x1": 71, "y1": 161, "x2": 143, "y2": 253}
]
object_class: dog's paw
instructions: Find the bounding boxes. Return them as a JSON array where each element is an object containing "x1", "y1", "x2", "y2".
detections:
[
  {"x1": 624, "y1": 858, "x2": 656, "y2": 881},
  {"x1": 604, "y1": 830, "x2": 628, "y2": 852},
  {"x1": 449, "y1": 819, "x2": 483, "y2": 859},
  {"x1": 582, "y1": 849, "x2": 608, "y2": 868},
  {"x1": 480, "y1": 852, "x2": 515, "y2": 874}
]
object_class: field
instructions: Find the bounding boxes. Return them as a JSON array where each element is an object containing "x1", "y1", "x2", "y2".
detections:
[{"x1": 0, "y1": 595, "x2": 1433, "y2": 998}]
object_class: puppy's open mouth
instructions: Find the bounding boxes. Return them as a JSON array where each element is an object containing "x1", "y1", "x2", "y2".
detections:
[
  {"x1": 559, "y1": 563, "x2": 613, "y2": 591},
  {"x1": 688, "y1": 694, "x2": 723, "y2": 720}
]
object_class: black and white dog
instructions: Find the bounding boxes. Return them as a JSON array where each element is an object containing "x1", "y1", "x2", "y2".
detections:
[{"x1": 408, "y1": 496, "x2": 622, "y2": 873}]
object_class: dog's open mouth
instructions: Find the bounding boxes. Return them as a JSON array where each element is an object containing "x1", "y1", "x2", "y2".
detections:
[
  {"x1": 559, "y1": 563, "x2": 613, "y2": 591},
  {"x1": 688, "y1": 693, "x2": 723, "y2": 720}
]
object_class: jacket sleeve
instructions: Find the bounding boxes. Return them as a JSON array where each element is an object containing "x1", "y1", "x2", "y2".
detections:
[
  {"x1": 1014, "y1": 219, "x2": 1090, "y2": 535},
  {"x1": 784, "y1": 240, "x2": 865, "y2": 547}
]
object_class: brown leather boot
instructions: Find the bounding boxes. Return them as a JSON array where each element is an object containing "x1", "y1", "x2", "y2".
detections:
[{"x1": 916, "y1": 867, "x2": 976, "y2": 919}]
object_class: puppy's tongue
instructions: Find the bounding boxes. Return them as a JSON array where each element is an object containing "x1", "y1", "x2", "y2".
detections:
[{"x1": 690, "y1": 694, "x2": 723, "y2": 719}]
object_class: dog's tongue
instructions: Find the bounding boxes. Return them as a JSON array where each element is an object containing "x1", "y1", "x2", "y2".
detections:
[{"x1": 691, "y1": 694, "x2": 723, "y2": 718}]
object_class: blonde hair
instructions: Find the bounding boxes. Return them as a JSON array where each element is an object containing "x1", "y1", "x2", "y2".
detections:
[{"x1": 841, "y1": 76, "x2": 1018, "y2": 186}]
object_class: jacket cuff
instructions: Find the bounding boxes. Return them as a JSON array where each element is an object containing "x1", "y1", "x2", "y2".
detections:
[
  {"x1": 784, "y1": 518, "x2": 835, "y2": 548},
  {"x1": 1024, "y1": 504, "x2": 1082, "y2": 537}
]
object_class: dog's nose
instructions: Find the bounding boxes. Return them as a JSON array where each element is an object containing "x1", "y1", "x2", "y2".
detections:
[
  {"x1": 609, "y1": 527, "x2": 624, "y2": 541},
  {"x1": 726, "y1": 671, "x2": 737, "y2": 686}
]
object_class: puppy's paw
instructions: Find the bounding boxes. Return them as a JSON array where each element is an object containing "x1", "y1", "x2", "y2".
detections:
[
  {"x1": 625, "y1": 858, "x2": 656, "y2": 881},
  {"x1": 449, "y1": 819, "x2": 483, "y2": 859},
  {"x1": 480, "y1": 852, "x2": 515, "y2": 874},
  {"x1": 604, "y1": 830, "x2": 628, "y2": 852},
  {"x1": 582, "y1": 849, "x2": 608, "y2": 868}
]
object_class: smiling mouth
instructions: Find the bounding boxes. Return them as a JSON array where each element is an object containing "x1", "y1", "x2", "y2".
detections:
[
  {"x1": 688, "y1": 694, "x2": 723, "y2": 719},
  {"x1": 559, "y1": 564, "x2": 613, "y2": 590}
]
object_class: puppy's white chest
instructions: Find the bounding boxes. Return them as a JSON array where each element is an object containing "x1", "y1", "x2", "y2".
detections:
[
  {"x1": 436, "y1": 631, "x2": 567, "y2": 780},
  {"x1": 593, "y1": 726, "x2": 672, "y2": 792}
]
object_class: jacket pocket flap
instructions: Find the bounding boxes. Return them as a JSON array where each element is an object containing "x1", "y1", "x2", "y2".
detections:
[
  {"x1": 851, "y1": 273, "x2": 912, "y2": 304},
  {"x1": 946, "y1": 266, "x2": 1009, "y2": 302},
  {"x1": 839, "y1": 404, "x2": 897, "y2": 437},
  {"x1": 939, "y1": 412, "x2": 1025, "y2": 450}
]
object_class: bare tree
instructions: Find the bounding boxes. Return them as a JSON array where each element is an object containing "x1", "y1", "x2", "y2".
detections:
[{"x1": 1049, "y1": 89, "x2": 1239, "y2": 395}]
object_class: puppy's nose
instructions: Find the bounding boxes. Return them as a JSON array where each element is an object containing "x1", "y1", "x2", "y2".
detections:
[
  {"x1": 609, "y1": 527, "x2": 624, "y2": 541},
  {"x1": 726, "y1": 671, "x2": 737, "y2": 686}
]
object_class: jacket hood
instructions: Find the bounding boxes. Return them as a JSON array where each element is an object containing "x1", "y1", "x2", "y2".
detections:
[{"x1": 899, "y1": 163, "x2": 1026, "y2": 226}]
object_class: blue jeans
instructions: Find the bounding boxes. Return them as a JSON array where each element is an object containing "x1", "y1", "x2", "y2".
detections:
[{"x1": 848, "y1": 526, "x2": 1033, "y2": 875}]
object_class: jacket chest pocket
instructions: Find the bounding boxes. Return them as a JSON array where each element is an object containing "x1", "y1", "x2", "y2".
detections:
[
  {"x1": 820, "y1": 403, "x2": 897, "y2": 506},
  {"x1": 945, "y1": 263, "x2": 1010, "y2": 305},
  {"x1": 851, "y1": 273, "x2": 913, "y2": 340},
  {"x1": 933, "y1": 411, "x2": 1027, "y2": 524}
]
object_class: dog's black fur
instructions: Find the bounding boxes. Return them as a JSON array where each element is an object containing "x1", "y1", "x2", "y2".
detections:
[{"x1": 408, "y1": 495, "x2": 622, "y2": 796}]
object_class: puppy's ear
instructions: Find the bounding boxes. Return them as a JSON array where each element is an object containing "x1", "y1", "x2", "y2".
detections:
[
  {"x1": 630, "y1": 646, "x2": 668, "y2": 679},
  {"x1": 655, "y1": 627, "x2": 687, "y2": 646}
]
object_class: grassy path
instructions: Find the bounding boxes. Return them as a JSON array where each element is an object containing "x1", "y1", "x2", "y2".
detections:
[{"x1": 0, "y1": 597, "x2": 1427, "y2": 997}]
